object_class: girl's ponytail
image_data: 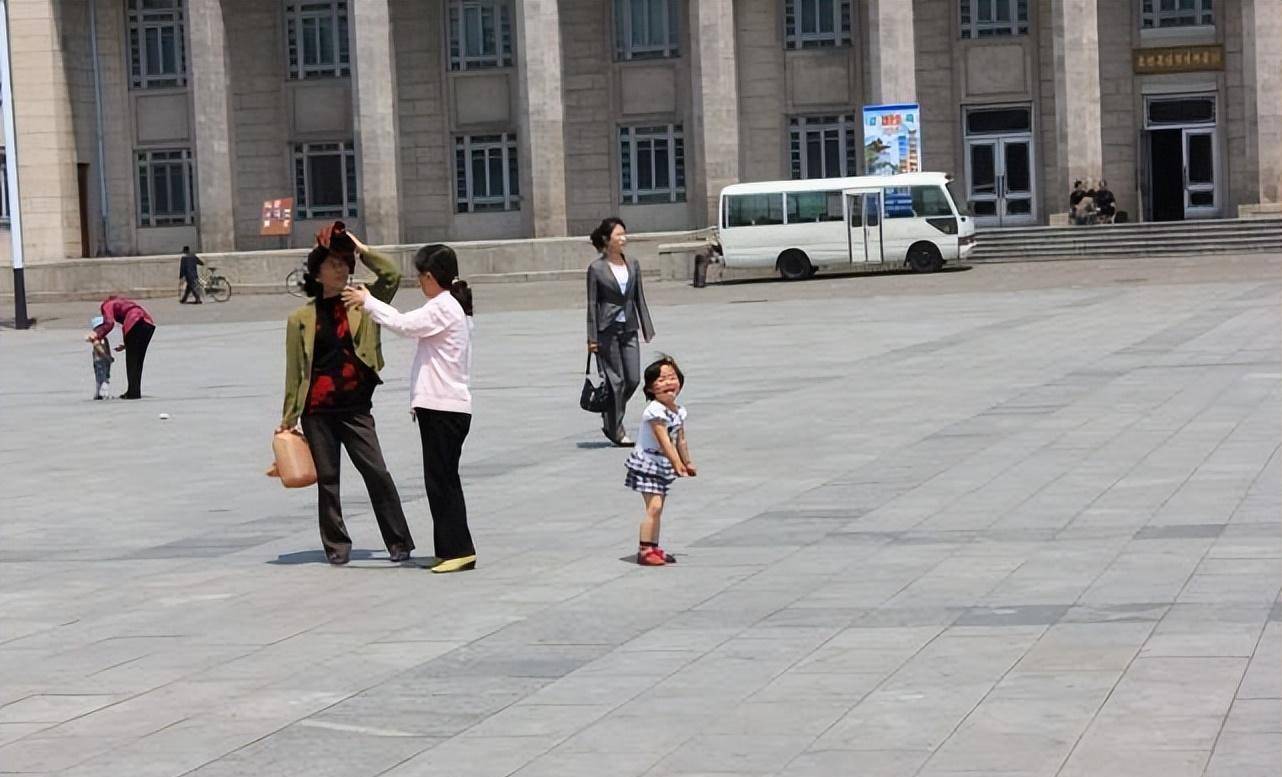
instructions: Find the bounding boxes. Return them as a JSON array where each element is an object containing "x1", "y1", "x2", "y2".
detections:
[{"x1": 450, "y1": 279, "x2": 473, "y2": 317}]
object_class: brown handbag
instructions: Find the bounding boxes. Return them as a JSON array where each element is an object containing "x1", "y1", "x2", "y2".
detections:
[{"x1": 266, "y1": 429, "x2": 317, "y2": 488}]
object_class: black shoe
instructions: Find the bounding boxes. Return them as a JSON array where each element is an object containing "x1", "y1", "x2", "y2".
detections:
[
  {"x1": 326, "y1": 550, "x2": 350, "y2": 565},
  {"x1": 388, "y1": 546, "x2": 411, "y2": 563},
  {"x1": 119, "y1": 393, "x2": 141, "y2": 400},
  {"x1": 93, "y1": 394, "x2": 103, "y2": 401}
]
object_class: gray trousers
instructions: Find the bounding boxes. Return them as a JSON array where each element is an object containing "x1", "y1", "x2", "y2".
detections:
[
  {"x1": 301, "y1": 411, "x2": 414, "y2": 556},
  {"x1": 597, "y1": 321, "x2": 641, "y2": 442}
]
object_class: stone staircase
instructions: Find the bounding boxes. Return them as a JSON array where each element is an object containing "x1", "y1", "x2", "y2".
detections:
[{"x1": 969, "y1": 217, "x2": 1282, "y2": 263}]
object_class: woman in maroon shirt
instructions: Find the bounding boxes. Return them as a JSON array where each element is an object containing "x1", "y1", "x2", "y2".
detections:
[{"x1": 85, "y1": 295, "x2": 155, "y2": 399}]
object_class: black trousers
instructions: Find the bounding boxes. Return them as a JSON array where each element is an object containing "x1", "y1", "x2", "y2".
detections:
[
  {"x1": 122, "y1": 322, "x2": 155, "y2": 398},
  {"x1": 301, "y1": 412, "x2": 414, "y2": 556},
  {"x1": 180, "y1": 275, "x2": 202, "y2": 302},
  {"x1": 415, "y1": 408, "x2": 474, "y2": 560},
  {"x1": 596, "y1": 322, "x2": 641, "y2": 442}
]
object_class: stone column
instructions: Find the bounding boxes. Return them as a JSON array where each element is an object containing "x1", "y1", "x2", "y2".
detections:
[
  {"x1": 866, "y1": 0, "x2": 917, "y2": 104},
  {"x1": 1245, "y1": 0, "x2": 1282, "y2": 204},
  {"x1": 187, "y1": 0, "x2": 237, "y2": 252},
  {"x1": 515, "y1": 0, "x2": 568, "y2": 237},
  {"x1": 1050, "y1": 0, "x2": 1103, "y2": 192},
  {"x1": 88, "y1": 0, "x2": 137, "y2": 256},
  {"x1": 688, "y1": 0, "x2": 740, "y2": 227},
  {"x1": 8, "y1": 0, "x2": 81, "y2": 262},
  {"x1": 351, "y1": 0, "x2": 402, "y2": 244}
]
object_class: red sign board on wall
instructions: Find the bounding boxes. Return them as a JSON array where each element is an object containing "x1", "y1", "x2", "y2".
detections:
[{"x1": 260, "y1": 198, "x2": 294, "y2": 236}]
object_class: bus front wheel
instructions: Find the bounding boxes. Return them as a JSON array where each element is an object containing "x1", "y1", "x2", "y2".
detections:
[
  {"x1": 907, "y1": 243, "x2": 943, "y2": 274},
  {"x1": 777, "y1": 250, "x2": 813, "y2": 281}
]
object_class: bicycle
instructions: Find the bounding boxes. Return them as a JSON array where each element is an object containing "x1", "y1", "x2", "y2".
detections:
[
  {"x1": 285, "y1": 263, "x2": 307, "y2": 297},
  {"x1": 198, "y1": 266, "x2": 232, "y2": 303}
]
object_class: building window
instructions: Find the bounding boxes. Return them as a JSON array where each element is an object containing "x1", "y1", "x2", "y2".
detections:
[
  {"x1": 620, "y1": 125, "x2": 685, "y2": 205},
  {"x1": 448, "y1": 0, "x2": 514, "y2": 71},
  {"x1": 455, "y1": 134, "x2": 520, "y2": 213},
  {"x1": 1142, "y1": 0, "x2": 1213, "y2": 28},
  {"x1": 128, "y1": 0, "x2": 187, "y2": 89},
  {"x1": 959, "y1": 0, "x2": 1029, "y2": 38},
  {"x1": 136, "y1": 149, "x2": 194, "y2": 227},
  {"x1": 784, "y1": 0, "x2": 852, "y2": 49},
  {"x1": 0, "y1": 151, "x2": 9, "y2": 223},
  {"x1": 286, "y1": 1, "x2": 351, "y2": 79},
  {"x1": 789, "y1": 115, "x2": 858, "y2": 179},
  {"x1": 614, "y1": 0, "x2": 680, "y2": 61},
  {"x1": 293, "y1": 142, "x2": 358, "y2": 219}
]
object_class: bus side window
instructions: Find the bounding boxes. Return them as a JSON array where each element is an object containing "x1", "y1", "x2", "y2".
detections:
[
  {"x1": 849, "y1": 197, "x2": 863, "y2": 227},
  {"x1": 826, "y1": 192, "x2": 844, "y2": 220},
  {"x1": 786, "y1": 191, "x2": 843, "y2": 223},
  {"x1": 727, "y1": 194, "x2": 784, "y2": 227}
]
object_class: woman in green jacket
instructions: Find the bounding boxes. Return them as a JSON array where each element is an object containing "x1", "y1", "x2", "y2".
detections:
[{"x1": 277, "y1": 222, "x2": 415, "y2": 565}]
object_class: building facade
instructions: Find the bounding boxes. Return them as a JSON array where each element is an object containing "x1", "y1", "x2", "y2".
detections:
[{"x1": 2, "y1": 0, "x2": 1279, "y2": 264}]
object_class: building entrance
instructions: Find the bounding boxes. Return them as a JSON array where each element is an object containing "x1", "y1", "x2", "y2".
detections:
[
  {"x1": 1143, "y1": 95, "x2": 1219, "y2": 222},
  {"x1": 963, "y1": 106, "x2": 1036, "y2": 227}
]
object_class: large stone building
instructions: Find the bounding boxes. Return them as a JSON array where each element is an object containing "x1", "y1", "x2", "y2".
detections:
[{"x1": 2, "y1": 0, "x2": 1279, "y2": 264}]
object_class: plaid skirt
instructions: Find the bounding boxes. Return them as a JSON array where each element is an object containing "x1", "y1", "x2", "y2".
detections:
[{"x1": 624, "y1": 450, "x2": 676, "y2": 496}]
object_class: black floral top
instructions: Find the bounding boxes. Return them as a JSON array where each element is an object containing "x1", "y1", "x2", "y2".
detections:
[{"x1": 305, "y1": 296, "x2": 380, "y2": 415}]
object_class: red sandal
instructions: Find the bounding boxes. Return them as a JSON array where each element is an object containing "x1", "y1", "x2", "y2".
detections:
[{"x1": 636, "y1": 547, "x2": 667, "y2": 566}]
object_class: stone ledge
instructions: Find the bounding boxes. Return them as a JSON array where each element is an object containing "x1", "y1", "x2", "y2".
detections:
[{"x1": 0, "y1": 229, "x2": 707, "y2": 302}]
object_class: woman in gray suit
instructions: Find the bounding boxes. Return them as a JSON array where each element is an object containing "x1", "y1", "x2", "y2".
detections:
[{"x1": 586, "y1": 217, "x2": 655, "y2": 446}]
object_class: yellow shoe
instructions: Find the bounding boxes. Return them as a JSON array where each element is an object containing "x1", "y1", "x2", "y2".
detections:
[{"x1": 429, "y1": 554, "x2": 476, "y2": 574}]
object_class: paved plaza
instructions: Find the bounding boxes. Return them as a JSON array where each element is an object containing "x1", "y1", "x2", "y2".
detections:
[{"x1": 1, "y1": 254, "x2": 1279, "y2": 776}]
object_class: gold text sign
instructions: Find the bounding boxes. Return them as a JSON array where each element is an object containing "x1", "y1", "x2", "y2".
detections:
[{"x1": 1133, "y1": 45, "x2": 1224, "y2": 75}]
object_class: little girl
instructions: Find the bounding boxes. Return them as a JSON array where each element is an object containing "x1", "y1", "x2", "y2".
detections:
[{"x1": 624, "y1": 356, "x2": 696, "y2": 566}]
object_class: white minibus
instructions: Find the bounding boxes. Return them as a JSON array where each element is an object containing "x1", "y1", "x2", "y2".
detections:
[{"x1": 716, "y1": 172, "x2": 976, "y2": 280}]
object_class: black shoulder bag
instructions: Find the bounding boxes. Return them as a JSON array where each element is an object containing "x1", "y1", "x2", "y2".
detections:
[{"x1": 580, "y1": 353, "x2": 612, "y2": 413}]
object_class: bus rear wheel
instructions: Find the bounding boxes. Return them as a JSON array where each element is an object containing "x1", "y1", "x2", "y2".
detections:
[
  {"x1": 907, "y1": 243, "x2": 943, "y2": 274},
  {"x1": 777, "y1": 250, "x2": 813, "y2": 281}
]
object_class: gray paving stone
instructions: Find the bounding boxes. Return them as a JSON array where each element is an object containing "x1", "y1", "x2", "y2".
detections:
[
  {"x1": 954, "y1": 604, "x2": 1071, "y2": 627},
  {"x1": 1134, "y1": 523, "x2": 1227, "y2": 539},
  {"x1": 2, "y1": 257, "x2": 1278, "y2": 774},
  {"x1": 776, "y1": 749, "x2": 930, "y2": 777}
]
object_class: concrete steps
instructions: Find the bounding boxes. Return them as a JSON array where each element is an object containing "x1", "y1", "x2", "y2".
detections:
[{"x1": 970, "y1": 217, "x2": 1282, "y2": 262}]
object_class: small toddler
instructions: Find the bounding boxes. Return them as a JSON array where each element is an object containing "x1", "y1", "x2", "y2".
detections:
[{"x1": 89, "y1": 315, "x2": 113, "y2": 400}]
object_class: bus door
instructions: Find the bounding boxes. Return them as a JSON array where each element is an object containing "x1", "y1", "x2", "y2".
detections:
[{"x1": 845, "y1": 189, "x2": 884, "y2": 264}]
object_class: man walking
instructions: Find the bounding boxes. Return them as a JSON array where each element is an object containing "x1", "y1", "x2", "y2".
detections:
[{"x1": 179, "y1": 246, "x2": 204, "y2": 304}]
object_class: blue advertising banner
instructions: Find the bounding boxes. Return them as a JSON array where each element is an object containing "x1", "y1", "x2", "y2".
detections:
[{"x1": 862, "y1": 103, "x2": 921, "y2": 177}]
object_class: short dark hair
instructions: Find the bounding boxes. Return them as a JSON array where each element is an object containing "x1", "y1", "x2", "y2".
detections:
[
  {"x1": 181, "y1": 245, "x2": 190, "y2": 253},
  {"x1": 589, "y1": 217, "x2": 627, "y2": 251},
  {"x1": 642, "y1": 355, "x2": 685, "y2": 401},
  {"x1": 302, "y1": 244, "x2": 356, "y2": 298},
  {"x1": 415, "y1": 243, "x2": 473, "y2": 316},
  {"x1": 1073, "y1": 180, "x2": 1082, "y2": 188}
]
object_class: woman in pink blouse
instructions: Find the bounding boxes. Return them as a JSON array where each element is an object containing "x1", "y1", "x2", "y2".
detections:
[
  {"x1": 342, "y1": 245, "x2": 476, "y2": 574},
  {"x1": 85, "y1": 296, "x2": 155, "y2": 399}
]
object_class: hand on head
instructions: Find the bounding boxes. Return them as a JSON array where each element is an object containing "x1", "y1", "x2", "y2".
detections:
[{"x1": 345, "y1": 231, "x2": 368, "y2": 255}]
